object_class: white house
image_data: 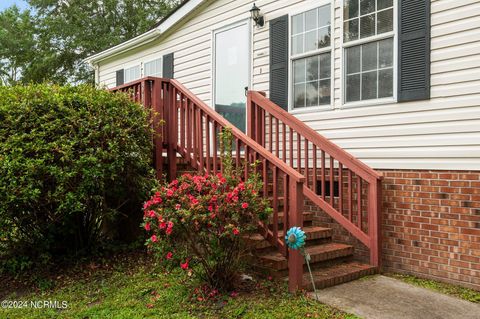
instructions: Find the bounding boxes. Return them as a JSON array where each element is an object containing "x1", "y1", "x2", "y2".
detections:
[{"x1": 86, "y1": 0, "x2": 480, "y2": 291}]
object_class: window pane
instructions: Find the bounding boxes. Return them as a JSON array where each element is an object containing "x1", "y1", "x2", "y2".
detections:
[
  {"x1": 294, "y1": 84, "x2": 306, "y2": 108},
  {"x1": 318, "y1": 27, "x2": 331, "y2": 48},
  {"x1": 306, "y1": 81, "x2": 319, "y2": 107},
  {"x1": 379, "y1": 38, "x2": 393, "y2": 68},
  {"x1": 360, "y1": 0, "x2": 375, "y2": 15},
  {"x1": 362, "y1": 42, "x2": 377, "y2": 71},
  {"x1": 319, "y1": 53, "x2": 331, "y2": 78},
  {"x1": 144, "y1": 58, "x2": 162, "y2": 77},
  {"x1": 319, "y1": 79, "x2": 331, "y2": 105},
  {"x1": 344, "y1": 19, "x2": 359, "y2": 42},
  {"x1": 377, "y1": 8, "x2": 393, "y2": 34},
  {"x1": 292, "y1": 34, "x2": 304, "y2": 55},
  {"x1": 305, "y1": 30, "x2": 317, "y2": 52},
  {"x1": 293, "y1": 59, "x2": 306, "y2": 84},
  {"x1": 362, "y1": 71, "x2": 377, "y2": 100},
  {"x1": 346, "y1": 74, "x2": 361, "y2": 102},
  {"x1": 360, "y1": 14, "x2": 375, "y2": 39},
  {"x1": 344, "y1": 0, "x2": 359, "y2": 20},
  {"x1": 346, "y1": 46, "x2": 361, "y2": 74},
  {"x1": 305, "y1": 9, "x2": 317, "y2": 31},
  {"x1": 319, "y1": 5, "x2": 331, "y2": 27},
  {"x1": 306, "y1": 56, "x2": 319, "y2": 81},
  {"x1": 378, "y1": 69, "x2": 393, "y2": 98},
  {"x1": 377, "y1": 0, "x2": 393, "y2": 10},
  {"x1": 292, "y1": 14, "x2": 304, "y2": 34}
]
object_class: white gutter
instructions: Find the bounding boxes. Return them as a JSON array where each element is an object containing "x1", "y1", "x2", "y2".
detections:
[{"x1": 84, "y1": 0, "x2": 206, "y2": 66}]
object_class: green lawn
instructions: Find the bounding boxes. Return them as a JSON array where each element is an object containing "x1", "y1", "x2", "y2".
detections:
[
  {"x1": 0, "y1": 253, "x2": 359, "y2": 319},
  {"x1": 388, "y1": 273, "x2": 480, "y2": 303}
]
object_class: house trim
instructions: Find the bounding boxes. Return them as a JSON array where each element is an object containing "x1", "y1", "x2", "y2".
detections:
[{"x1": 84, "y1": 0, "x2": 206, "y2": 66}]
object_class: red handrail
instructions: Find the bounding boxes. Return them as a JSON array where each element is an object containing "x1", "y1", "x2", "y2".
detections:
[
  {"x1": 112, "y1": 78, "x2": 306, "y2": 292},
  {"x1": 247, "y1": 91, "x2": 383, "y2": 267}
]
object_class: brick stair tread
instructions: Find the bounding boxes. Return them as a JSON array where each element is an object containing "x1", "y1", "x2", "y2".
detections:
[
  {"x1": 303, "y1": 261, "x2": 377, "y2": 290},
  {"x1": 257, "y1": 243, "x2": 354, "y2": 270}
]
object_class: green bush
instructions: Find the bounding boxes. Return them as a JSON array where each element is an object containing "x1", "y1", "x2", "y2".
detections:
[{"x1": 0, "y1": 84, "x2": 157, "y2": 268}]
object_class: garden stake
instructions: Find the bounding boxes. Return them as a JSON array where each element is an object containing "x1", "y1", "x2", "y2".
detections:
[{"x1": 285, "y1": 227, "x2": 318, "y2": 300}]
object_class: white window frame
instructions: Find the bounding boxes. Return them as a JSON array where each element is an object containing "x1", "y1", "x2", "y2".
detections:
[
  {"x1": 124, "y1": 64, "x2": 141, "y2": 83},
  {"x1": 143, "y1": 57, "x2": 163, "y2": 78},
  {"x1": 288, "y1": 0, "x2": 334, "y2": 114},
  {"x1": 340, "y1": 0, "x2": 398, "y2": 108}
]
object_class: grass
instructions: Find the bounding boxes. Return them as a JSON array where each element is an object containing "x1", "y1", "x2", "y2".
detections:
[
  {"x1": 388, "y1": 273, "x2": 480, "y2": 303},
  {"x1": 0, "y1": 253, "x2": 360, "y2": 319}
]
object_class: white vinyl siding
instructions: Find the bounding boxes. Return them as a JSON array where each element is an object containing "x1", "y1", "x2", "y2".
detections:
[{"x1": 97, "y1": 0, "x2": 480, "y2": 170}]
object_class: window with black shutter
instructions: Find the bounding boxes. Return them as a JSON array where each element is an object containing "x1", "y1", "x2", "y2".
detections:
[
  {"x1": 163, "y1": 53, "x2": 174, "y2": 79},
  {"x1": 116, "y1": 69, "x2": 124, "y2": 86},
  {"x1": 269, "y1": 15, "x2": 289, "y2": 110}
]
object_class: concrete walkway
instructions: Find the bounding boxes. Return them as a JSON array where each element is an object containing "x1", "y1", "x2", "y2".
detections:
[{"x1": 309, "y1": 275, "x2": 480, "y2": 319}]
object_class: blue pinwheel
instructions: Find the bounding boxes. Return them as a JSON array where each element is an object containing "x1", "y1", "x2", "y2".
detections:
[
  {"x1": 285, "y1": 226, "x2": 306, "y2": 250},
  {"x1": 285, "y1": 226, "x2": 318, "y2": 299}
]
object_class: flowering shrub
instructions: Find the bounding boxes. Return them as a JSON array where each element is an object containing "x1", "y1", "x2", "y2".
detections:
[
  {"x1": 143, "y1": 171, "x2": 271, "y2": 290},
  {"x1": 143, "y1": 128, "x2": 271, "y2": 291}
]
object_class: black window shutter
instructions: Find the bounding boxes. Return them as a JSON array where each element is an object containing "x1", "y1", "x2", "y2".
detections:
[
  {"x1": 398, "y1": 0, "x2": 431, "y2": 102},
  {"x1": 163, "y1": 53, "x2": 174, "y2": 79},
  {"x1": 269, "y1": 15, "x2": 289, "y2": 110},
  {"x1": 116, "y1": 69, "x2": 124, "y2": 86}
]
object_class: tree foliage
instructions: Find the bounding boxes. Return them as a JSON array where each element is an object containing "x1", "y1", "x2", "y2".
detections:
[{"x1": 0, "y1": 0, "x2": 179, "y2": 85}]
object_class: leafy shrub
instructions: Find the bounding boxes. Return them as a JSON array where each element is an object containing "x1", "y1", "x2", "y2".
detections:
[
  {"x1": 0, "y1": 84, "x2": 157, "y2": 268},
  {"x1": 143, "y1": 129, "x2": 271, "y2": 291}
]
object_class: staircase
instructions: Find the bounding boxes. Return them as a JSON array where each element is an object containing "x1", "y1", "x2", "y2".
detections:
[{"x1": 112, "y1": 77, "x2": 383, "y2": 292}]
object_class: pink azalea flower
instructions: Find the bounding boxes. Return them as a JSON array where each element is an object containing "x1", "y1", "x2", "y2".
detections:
[
  {"x1": 166, "y1": 252, "x2": 173, "y2": 260},
  {"x1": 175, "y1": 204, "x2": 181, "y2": 210},
  {"x1": 166, "y1": 227, "x2": 173, "y2": 235},
  {"x1": 148, "y1": 210, "x2": 156, "y2": 218},
  {"x1": 159, "y1": 221, "x2": 167, "y2": 229},
  {"x1": 241, "y1": 202, "x2": 248, "y2": 209},
  {"x1": 233, "y1": 228, "x2": 240, "y2": 235},
  {"x1": 151, "y1": 235, "x2": 157, "y2": 242},
  {"x1": 144, "y1": 222, "x2": 151, "y2": 231},
  {"x1": 166, "y1": 189, "x2": 174, "y2": 197},
  {"x1": 180, "y1": 260, "x2": 189, "y2": 270}
]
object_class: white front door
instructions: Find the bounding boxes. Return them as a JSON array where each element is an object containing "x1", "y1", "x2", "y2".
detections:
[{"x1": 214, "y1": 20, "x2": 250, "y2": 133}]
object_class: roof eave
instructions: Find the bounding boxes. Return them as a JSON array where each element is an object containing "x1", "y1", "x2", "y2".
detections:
[{"x1": 84, "y1": 0, "x2": 206, "y2": 66}]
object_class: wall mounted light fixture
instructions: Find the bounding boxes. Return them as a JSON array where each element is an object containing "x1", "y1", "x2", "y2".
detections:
[{"x1": 250, "y1": 3, "x2": 264, "y2": 27}]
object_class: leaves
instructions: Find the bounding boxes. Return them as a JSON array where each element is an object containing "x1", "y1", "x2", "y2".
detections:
[{"x1": 0, "y1": 0, "x2": 179, "y2": 84}]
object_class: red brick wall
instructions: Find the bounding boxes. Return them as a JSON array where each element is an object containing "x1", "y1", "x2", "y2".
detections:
[
  {"x1": 382, "y1": 170, "x2": 480, "y2": 290},
  {"x1": 309, "y1": 169, "x2": 480, "y2": 290}
]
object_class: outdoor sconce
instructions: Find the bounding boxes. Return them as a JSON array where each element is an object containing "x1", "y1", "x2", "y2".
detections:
[{"x1": 250, "y1": 3, "x2": 265, "y2": 27}]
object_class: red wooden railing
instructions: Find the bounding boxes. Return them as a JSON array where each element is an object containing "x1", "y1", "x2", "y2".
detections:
[
  {"x1": 247, "y1": 91, "x2": 383, "y2": 267},
  {"x1": 112, "y1": 78, "x2": 306, "y2": 292}
]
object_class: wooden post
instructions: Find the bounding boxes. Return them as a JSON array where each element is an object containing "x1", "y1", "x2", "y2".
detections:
[
  {"x1": 246, "y1": 91, "x2": 254, "y2": 140},
  {"x1": 368, "y1": 178, "x2": 382, "y2": 268},
  {"x1": 288, "y1": 179, "x2": 304, "y2": 292},
  {"x1": 167, "y1": 84, "x2": 177, "y2": 180},
  {"x1": 152, "y1": 80, "x2": 163, "y2": 180}
]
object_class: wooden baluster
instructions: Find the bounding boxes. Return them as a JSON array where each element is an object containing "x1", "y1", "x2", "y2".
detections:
[
  {"x1": 296, "y1": 133, "x2": 301, "y2": 173},
  {"x1": 186, "y1": 100, "x2": 192, "y2": 163},
  {"x1": 357, "y1": 177, "x2": 362, "y2": 231},
  {"x1": 275, "y1": 118, "x2": 280, "y2": 158},
  {"x1": 236, "y1": 140, "x2": 241, "y2": 170},
  {"x1": 282, "y1": 123, "x2": 286, "y2": 162},
  {"x1": 263, "y1": 160, "x2": 268, "y2": 197},
  {"x1": 272, "y1": 166, "x2": 278, "y2": 248},
  {"x1": 330, "y1": 157, "x2": 334, "y2": 207},
  {"x1": 212, "y1": 122, "x2": 218, "y2": 174},
  {"x1": 205, "y1": 116, "x2": 211, "y2": 175},
  {"x1": 199, "y1": 110, "x2": 204, "y2": 173},
  {"x1": 152, "y1": 80, "x2": 163, "y2": 180},
  {"x1": 244, "y1": 146, "x2": 249, "y2": 180},
  {"x1": 180, "y1": 94, "x2": 185, "y2": 151},
  {"x1": 348, "y1": 170, "x2": 353, "y2": 222},
  {"x1": 313, "y1": 145, "x2": 317, "y2": 194},
  {"x1": 282, "y1": 173, "x2": 288, "y2": 255},
  {"x1": 321, "y1": 151, "x2": 326, "y2": 200},
  {"x1": 339, "y1": 163, "x2": 343, "y2": 215},
  {"x1": 304, "y1": 139, "x2": 309, "y2": 189},
  {"x1": 269, "y1": 113, "x2": 273, "y2": 153},
  {"x1": 289, "y1": 128, "x2": 293, "y2": 167},
  {"x1": 167, "y1": 86, "x2": 177, "y2": 180}
]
